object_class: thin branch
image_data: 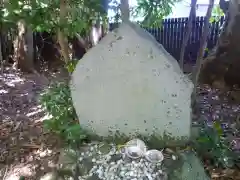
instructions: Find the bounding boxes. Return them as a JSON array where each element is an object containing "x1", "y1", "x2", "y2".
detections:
[
  {"x1": 179, "y1": 0, "x2": 197, "y2": 70},
  {"x1": 58, "y1": 0, "x2": 70, "y2": 63},
  {"x1": 192, "y1": 0, "x2": 215, "y2": 99}
]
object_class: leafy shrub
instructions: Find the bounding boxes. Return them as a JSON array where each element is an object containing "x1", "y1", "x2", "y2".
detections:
[
  {"x1": 209, "y1": 5, "x2": 224, "y2": 23},
  {"x1": 39, "y1": 82, "x2": 86, "y2": 147},
  {"x1": 194, "y1": 121, "x2": 238, "y2": 168},
  {"x1": 65, "y1": 59, "x2": 79, "y2": 74}
]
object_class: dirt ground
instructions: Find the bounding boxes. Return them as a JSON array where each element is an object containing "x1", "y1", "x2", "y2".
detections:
[
  {"x1": 0, "y1": 67, "x2": 67, "y2": 180},
  {"x1": 0, "y1": 66, "x2": 239, "y2": 180}
]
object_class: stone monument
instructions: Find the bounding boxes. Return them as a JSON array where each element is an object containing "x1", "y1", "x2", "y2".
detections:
[{"x1": 71, "y1": 22, "x2": 193, "y2": 140}]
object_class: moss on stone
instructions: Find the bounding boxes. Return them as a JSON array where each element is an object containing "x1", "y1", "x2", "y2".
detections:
[{"x1": 83, "y1": 129, "x2": 189, "y2": 151}]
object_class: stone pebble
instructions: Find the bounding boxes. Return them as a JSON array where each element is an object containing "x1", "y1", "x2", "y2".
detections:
[{"x1": 76, "y1": 143, "x2": 167, "y2": 180}]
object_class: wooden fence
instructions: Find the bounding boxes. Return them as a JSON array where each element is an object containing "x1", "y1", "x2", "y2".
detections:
[{"x1": 109, "y1": 16, "x2": 225, "y2": 64}]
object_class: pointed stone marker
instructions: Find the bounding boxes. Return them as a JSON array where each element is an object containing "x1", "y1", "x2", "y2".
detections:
[{"x1": 71, "y1": 22, "x2": 193, "y2": 141}]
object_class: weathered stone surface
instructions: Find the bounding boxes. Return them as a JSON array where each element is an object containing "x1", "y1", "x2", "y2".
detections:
[{"x1": 71, "y1": 21, "x2": 193, "y2": 139}]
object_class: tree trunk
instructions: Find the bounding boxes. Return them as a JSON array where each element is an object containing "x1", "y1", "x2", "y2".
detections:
[
  {"x1": 102, "y1": 0, "x2": 109, "y2": 36},
  {"x1": 58, "y1": 0, "x2": 70, "y2": 63},
  {"x1": 90, "y1": 19, "x2": 103, "y2": 46},
  {"x1": 89, "y1": 0, "x2": 109, "y2": 46},
  {"x1": 0, "y1": 34, "x2": 3, "y2": 73},
  {"x1": 0, "y1": 0, "x2": 2, "y2": 72},
  {"x1": 25, "y1": 26, "x2": 34, "y2": 67},
  {"x1": 0, "y1": 10, "x2": 3, "y2": 73},
  {"x1": 198, "y1": 0, "x2": 240, "y2": 91},
  {"x1": 13, "y1": 20, "x2": 34, "y2": 72},
  {"x1": 120, "y1": 0, "x2": 130, "y2": 22},
  {"x1": 191, "y1": 0, "x2": 214, "y2": 114},
  {"x1": 179, "y1": 0, "x2": 197, "y2": 70}
]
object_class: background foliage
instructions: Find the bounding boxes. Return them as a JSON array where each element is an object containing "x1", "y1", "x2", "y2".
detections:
[
  {"x1": 1, "y1": 0, "x2": 106, "y2": 36},
  {"x1": 39, "y1": 82, "x2": 87, "y2": 147},
  {"x1": 133, "y1": 0, "x2": 180, "y2": 27},
  {"x1": 194, "y1": 121, "x2": 238, "y2": 168}
]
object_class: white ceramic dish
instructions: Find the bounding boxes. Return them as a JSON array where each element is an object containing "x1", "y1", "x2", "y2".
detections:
[
  {"x1": 125, "y1": 139, "x2": 147, "y2": 152},
  {"x1": 125, "y1": 146, "x2": 143, "y2": 159},
  {"x1": 124, "y1": 139, "x2": 147, "y2": 159},
  {"x1": 144, "y1": 149, "x2": 164, "y2": 163}
]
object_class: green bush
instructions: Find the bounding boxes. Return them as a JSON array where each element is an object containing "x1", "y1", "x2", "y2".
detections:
[
  {"x1": 194, "y1": 121, "x2": 238, "y2": 168},
  {"x1": 39, "y1": 82, "x2": 86, "y2": 147},
  {"x1": 65, "y1": 59, "x2": 79, "y2": 74}
]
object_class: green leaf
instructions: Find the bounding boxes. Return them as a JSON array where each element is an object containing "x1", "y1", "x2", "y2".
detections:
[
  {"x1": 35, "y1": 25, "x2": 43, "y2": 32},
  {"x1": 213, "y1": 121, "x2": 223, "y2": 136}
]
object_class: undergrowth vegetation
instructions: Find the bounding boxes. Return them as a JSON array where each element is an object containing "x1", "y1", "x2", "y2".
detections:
[
  {"x1": 39, "y1": 70, "x2": 239, "y2": 174},
  {"x1": 39, "y1": 81, "x2": 239, "y2": 166},
  {"x1": 39, "y1": 82, "x2": 87, "y2": 148},
  {"x1": 193, "y1": 121, "x2": 239, "y2": 168}
]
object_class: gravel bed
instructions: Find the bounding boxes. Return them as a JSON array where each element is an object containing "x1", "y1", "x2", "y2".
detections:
[{"x1": 76, "y1": 143, "x2": 167, "y2": 180}]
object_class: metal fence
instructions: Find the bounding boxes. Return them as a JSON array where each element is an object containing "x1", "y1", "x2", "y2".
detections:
[{"x1": 109, "y1": 16, "x2": 225, "y2": 64}]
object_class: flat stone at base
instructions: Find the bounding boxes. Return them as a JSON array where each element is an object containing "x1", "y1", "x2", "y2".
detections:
[
  {"x1": 168, "y1": 151, "x2": 210, "y2": 180},
  {"x1": 57, "y1": 149, "x2": 77, "y2": 171}
]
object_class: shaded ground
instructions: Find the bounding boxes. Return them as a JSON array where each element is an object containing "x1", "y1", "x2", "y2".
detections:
[
  {"x1": 0, "y1": 67, "x2": 66, "y2": 180},
  {"x1": 0, "y1": 67, "x2": 239, "y2": 179},
  {"x1": 194, "y1": 85, "x2": 240, "y2": 179},
  {"x1": 195, "y1": 85, "x2": 240, "y2": 150}
]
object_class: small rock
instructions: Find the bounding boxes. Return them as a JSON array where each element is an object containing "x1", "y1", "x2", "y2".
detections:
[
  {"x1": 40, "y1": 172, "x2": 59, "y2": 180},
  {"x1": 129, "y1": 171, "x2": 135, "y2": 177},
  {"x1": 172, "y1": 155, "x2": 177, "y2": 160},
  {"x1": 170, "y1": 151, "x2": 210, "y2": 180}
]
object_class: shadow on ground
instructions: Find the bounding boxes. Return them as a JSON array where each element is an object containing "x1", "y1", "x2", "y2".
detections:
[
  {"x1": 0, "y1": 66, "x2": 239, "y2": 180},
  {"x1": 0, "y1": 67, "x2": 65, "y2": 180}
]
